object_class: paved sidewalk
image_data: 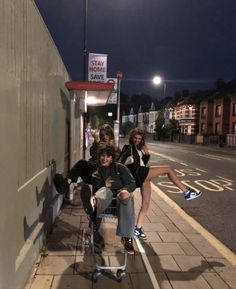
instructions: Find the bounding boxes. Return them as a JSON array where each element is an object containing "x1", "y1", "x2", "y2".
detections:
[{"x1": 24, "y1": 185, "x2": 236, "y2": 289}]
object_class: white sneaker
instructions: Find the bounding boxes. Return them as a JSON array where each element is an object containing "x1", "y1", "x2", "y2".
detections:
[{"x1": 184, "y1": 189, "x2": 202, "y2": 201}]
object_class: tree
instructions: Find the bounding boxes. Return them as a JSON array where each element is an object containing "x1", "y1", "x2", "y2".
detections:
[
  {"x1": 121, "y1": 121, "x2": 135, "y2": 136},
  {"x1": 120, "y1": 92, "x2": 131, "y2": 115},
  {"x1": 130, "y1": 93, "x2": 153, "y2": 112},
  {"x1": 165, "y1": 119, "x2": 179, "y2": 141},
  {"x1": 215, "y1": 78, "x2": 225, "y2": 91},
  {"x1": 154, "y1": 115, "x2": 166, "y2": 140},
  {"x1": 155, "y1": 115, "x2": 179, "y2": 140}
]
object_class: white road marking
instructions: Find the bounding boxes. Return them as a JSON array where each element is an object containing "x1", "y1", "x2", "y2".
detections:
[
  {"x1": 195, "y1": 154, "x2": 221, "y2": 160},
  {"x1": 180, "y1": 162, "x2": 188, "y2": 166},
  {"x1": 217, "y1": 176, "x2": 233, "y2": 182},
  {"x1": 195, "y1": 168, "x2": 207, "y2": 173},
  {"x1": 149, "y1": 150, "x2": 176, "y2": 162},
  {"x1": 205, "y1": 154, "x2": 234, "y2": 161},
  {"x1": 210, "y1": 179, "x2": 234, "y2": 191}
]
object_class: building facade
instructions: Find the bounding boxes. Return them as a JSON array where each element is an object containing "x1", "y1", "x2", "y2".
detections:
[
  {"x1": 0, "y1": 2, "x2": 70, "y2": 289},
  {"x1": 229, "y1": 95, "x2": 236, "y2": 134},
  {"x1": 171, "y1": 102, "x2": 198, "y2": 135},
  {"x1": 121, "y1": 92, "x2": 236, "y2": 146}
]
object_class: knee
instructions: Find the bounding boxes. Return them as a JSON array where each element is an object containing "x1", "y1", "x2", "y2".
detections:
[
  {"x1": 142, "y1": 199, "x2": 150, "y2": 210},
  {"x1": 143, "y1": 179, "x2": 151, "y2": 185},
  {"x1": 118, "y1": 190, "x2": 131, "y2": 200}
]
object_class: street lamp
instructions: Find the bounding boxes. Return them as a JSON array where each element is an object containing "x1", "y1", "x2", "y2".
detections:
[
  {"x1": 153, "y1": 75, "x2": 162, "y2": 86},
  {"x1": 153, "y1": 75, "x2": 166, "y2": 98},
  {"x1": 114, "y1": 71, "x2": 123, "y2": 146},
  {"x1": 83, "y1": 0, "x2": 88, "y2": 81}
]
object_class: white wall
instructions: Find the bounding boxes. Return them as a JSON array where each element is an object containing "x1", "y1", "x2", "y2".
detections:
[{"x1": 0, "y1": 1, "x2": 70, "y2": 288}]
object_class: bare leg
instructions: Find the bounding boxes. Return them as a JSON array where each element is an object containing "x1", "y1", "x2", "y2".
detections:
[
  {"x1": 136, "y1": 181, "x2": 152, "y2": 227},
  {"x1": 136, "y1": 165, "x2": 187, "y2": 228},
  {"x1": 146, "y1": 165, "x2": 187, "y2": 192}
]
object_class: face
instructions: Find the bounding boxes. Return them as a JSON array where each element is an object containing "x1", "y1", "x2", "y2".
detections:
[
  {"x1": 133, "y1": 134, "x2": 142, "y2": 146},
  {"x1": 99, "y1": 153, "x2": 113, "y2": 167},
  {"x1": 100, "y1": 131, "x2": 110, "y2": 144}
]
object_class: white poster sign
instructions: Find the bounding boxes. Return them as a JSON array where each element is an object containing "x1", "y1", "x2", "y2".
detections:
[
  {"x1": 106, "y1": 78, "x2": 117, "y2": 104},
  {"x1": 88, "y1": 53, "x2": 107, "y2": 82}
]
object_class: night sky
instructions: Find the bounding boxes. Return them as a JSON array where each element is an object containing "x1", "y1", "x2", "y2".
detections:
[{"x1": 35, "y1": 0, "x2": 236, "y2": 98}]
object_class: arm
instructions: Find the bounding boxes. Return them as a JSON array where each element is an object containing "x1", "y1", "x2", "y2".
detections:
[
  {"x1": 92, "y1": 171, "x2": 105, "y2": 193},
  {"x1": 119, "y1": 144, "x2": 131, "y2": 164},
  {"x1": 115, "y1": 146, "x2": 121, "y2": 162},
  {"x1": 142, "y1": 144, "x2": 150, "y2": 165},
  {"x1": 142, "y1": 154, "x2": 150, "y2": 165},
  {"x1": 89, "y1": 142, "x2": 98, "y2": 160}
]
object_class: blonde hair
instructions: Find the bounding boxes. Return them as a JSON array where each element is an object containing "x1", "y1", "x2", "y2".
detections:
[{"x1": 129, "y1": 128, "x2": 145, "y2": 150}]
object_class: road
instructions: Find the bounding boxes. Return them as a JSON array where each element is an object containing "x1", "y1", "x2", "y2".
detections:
[{"x1": 145, "y1": 141, "x2": 236, "y2": 254}]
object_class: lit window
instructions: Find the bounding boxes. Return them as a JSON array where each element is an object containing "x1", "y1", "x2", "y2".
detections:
[
  {"x1": 215, "y1": 122, "x2": 220, "y2": 134},
  {"x1": 233, "y1": 123, "x2": 236, "y2": 134},
  {"x1": 215, "y1": 105, "x2": 221, "y2": 117},
  {"x1": 201, "y1": 123, "x2": 206, "y2": 133},
  {"x1": 201, "y1": 107, "x2": 206, "y2": 118},
  {"x1": 233, "y1": 103, "x2": 236, "y2": 116}
]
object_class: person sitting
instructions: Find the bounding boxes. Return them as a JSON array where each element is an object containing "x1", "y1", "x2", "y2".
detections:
[
  {"x1": 80, "y1": 144, "x2": 136, "y2": 255},
  {"x1": 120, "y1": 127, "x2": 202, "y2": 241},
  {"x1": 54, "y1": 124, "x2": 121, "y2": 248},
  {"x1": 54, "y1": 123, "x2": 120, "y2": 194}
]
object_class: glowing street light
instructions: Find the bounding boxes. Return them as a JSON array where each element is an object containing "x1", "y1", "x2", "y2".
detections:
[
  {"x1": 153, "y1": 75, "x2": 162, "y2": 86},
  {"x1": 153, "y1": 75, "x2": 166, "y2": 98}
]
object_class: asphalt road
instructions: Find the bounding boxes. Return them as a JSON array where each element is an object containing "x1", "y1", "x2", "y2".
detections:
[{"x1": 144, "y1": 141, "x2": 236, "y2": 254}]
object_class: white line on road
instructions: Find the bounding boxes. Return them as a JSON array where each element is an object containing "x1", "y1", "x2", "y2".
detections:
[
  {"x1": 205, "y1": 154, "x2": 234, "y2": 161},
  {"x1": 195, "y1": 154, "x2": 221, "y2": 160},
  {"x1": 195, "y1": 168, "x2": 207, "y2": 173},
  {"x1": 216, "y1": 176, "x2": 233, "y2": 182},
  {"x1": 149, "y1": 150, "x2": 176, "y2": 162},
  {"x1": 180, "y1": 162, "x2": 188, "y2": 166}
]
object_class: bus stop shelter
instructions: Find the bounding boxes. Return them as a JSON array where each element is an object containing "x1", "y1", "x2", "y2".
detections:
[{"x1": 65, "y1": 81, "x2": 115, "y2": 168}]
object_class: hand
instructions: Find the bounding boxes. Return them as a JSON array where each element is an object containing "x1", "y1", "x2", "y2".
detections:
[
  {"x1": 105, "y1": 176, "x2": 114, "y2": 188},
  {"x1": 142, "y1": 144, "x2": 149, "y2": 155}
]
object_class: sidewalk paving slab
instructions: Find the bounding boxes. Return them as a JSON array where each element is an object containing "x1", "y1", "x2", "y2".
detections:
[{"x1": 24, "y1": 187, "x2": 236, "y2": 289}]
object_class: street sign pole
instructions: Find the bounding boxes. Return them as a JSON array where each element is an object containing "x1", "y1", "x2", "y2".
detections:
[{"x1": 115, "y1": 71, "x2": 123, "y2": 146}]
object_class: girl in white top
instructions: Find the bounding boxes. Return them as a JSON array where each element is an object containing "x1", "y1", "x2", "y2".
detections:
[{"x1": 120, "y1": 128, "x2": 202, "y2": 241}]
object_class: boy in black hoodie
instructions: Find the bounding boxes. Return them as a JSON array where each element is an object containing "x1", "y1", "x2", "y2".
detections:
[{"x1": 81, "y1": 145, "x2": 136, "y2": 255}]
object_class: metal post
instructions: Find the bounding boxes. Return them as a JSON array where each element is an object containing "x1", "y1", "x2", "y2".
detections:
[
  {"x1": 82, "y1": 91, "x2": 88, "y2": 159},
  {"x1": 83, "y1": 0, "x2": 88, "y2": 81},
  {"x1": 163, "y1": 82, "x2": 166, "y2": 98},
  {"x1": 115, "y1": 76, "x2": 121, "y2": 146},
  {"x1": 70, "y1": 93, "x2": 75, "y2": 169},
  {"x1": 117, "y1": 76, "x2": 121, "y2": 123},
  {"x1": 82, "y1": 0, "x2": 88, "y2": 159}
]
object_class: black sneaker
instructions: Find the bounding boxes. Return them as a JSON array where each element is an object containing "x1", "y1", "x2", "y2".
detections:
[
  {"x1": 80, "y1": 182, "x2": 96, "y2": 219},
  {"x1": 184, "y1": 189, "x2": 202, "y2": 201},
  {"x1": 134, "y1": 226, "x2": 147, "y2": 240},
  {"x1": 122, "y1": 237, "x2": 135, "y2": 255},
  {"x1": 93, "y1": 231, "x2": 105, "y2": 249},
  {"x1": 53, "y1": 173, "x2": 69, "y2": 195}
]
